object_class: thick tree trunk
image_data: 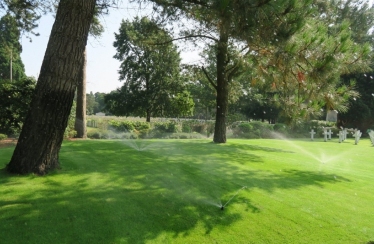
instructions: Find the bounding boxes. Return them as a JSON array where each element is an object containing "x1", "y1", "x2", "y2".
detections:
[
  {"x1": 213, "y1": 30, "x2": 229, "y2": 143},
  {"x1": 6, "y1": 0, "x2": 96, "y2": 175},
  {"x1": 75, "y1": 48, "x2": 87, "y2": 138}
]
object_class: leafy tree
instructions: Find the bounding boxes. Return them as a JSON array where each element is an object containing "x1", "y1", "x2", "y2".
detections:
[
  {"x1": 0, "y1": 77, "x2": 35, "y2": 135},
  {"x1": 105, "y1": 16, "x2": 194, "y2": 122},
  {"x1": 0, "y1": 13, "x2": 26, "y2": 81},
  {"x1": 86, "y1": 91, "x2": 98, "y2": 115},
  {"x1": 94, "y1": 92, "x2": 106, "y2": 113},
  {"x1": 144, "y1": 0, "x2": 313, "y2": 143}
]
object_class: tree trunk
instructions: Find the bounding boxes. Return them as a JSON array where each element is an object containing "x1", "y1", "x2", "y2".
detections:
[
  {"x1": 6, "y1": 0, "x2": 96, "y2": 175},
  {"x1": 75, "y1": 48, "x2": 87, "y2": 138},
  {"x1": 146, "y1": 109, "x2": 151, "y2": 122},
  {"x1": 213, "y1": 30, "x2": 229, "y2": 143}
]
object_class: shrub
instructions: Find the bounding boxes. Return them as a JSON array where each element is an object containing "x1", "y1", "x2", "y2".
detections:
[
  {"x1": 0, "y1": 134, "x2": 7, "y2": 141},
  {"x1": 153, "y1": 121, "x2": 180, "y2": 133}
]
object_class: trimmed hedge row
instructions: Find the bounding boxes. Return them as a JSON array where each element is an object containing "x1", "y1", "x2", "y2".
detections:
[
  {"x1": 231, "y1": 120, "x2": 337, "y2": 139},
  {"x1": 86, "y1": 118, "x2": 337, "y2": 140}
]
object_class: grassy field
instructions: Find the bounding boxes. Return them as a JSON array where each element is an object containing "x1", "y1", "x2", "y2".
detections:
[{"x1": 0, "y1": 138, "x2": 373, "y2": 243}]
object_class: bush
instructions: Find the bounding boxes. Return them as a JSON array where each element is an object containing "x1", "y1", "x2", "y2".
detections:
[
  {"x1": 108, "y1": 120, "x2": 135, "y2": 132},
  {"x1": 231, "y1": 121, "x2": 274, "y2": 139},
  {"x1": 0, "y1": 134, "x2": 7, "y2": 141},
  {"x1": 153, "y1": 121, "x2": 180, "y2": 133},
  {"x1": 273, "y1": 123, "x2": 288, "y2": 135}
]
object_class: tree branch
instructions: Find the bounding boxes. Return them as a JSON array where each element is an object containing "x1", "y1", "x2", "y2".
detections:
[
  {"x1": 201, "y1": 66, "x2": 217, "y2": 90},
  {"x1": 152, "y1": 34, "x2": 218, "y2": 45}
]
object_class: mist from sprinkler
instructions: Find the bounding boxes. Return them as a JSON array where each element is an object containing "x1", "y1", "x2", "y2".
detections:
[{"x1": 219, "y1": 186, "x2": 247, "y2": 210}]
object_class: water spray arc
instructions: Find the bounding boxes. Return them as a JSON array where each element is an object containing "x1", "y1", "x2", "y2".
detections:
[{"x1": 220, "y1": 186, "x2": 247, "y2": 210}]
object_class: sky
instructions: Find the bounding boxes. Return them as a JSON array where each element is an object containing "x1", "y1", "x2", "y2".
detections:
[
  {"x1": 19, "y1": 0, "x2": 374, "y2": 94},
  {"x1": 19, "y1": 1, "x2": 201, "y2": 94}
]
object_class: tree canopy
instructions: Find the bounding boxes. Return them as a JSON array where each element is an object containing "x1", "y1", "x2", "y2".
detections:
[{"x1": 105, "y1": 16, "x2": 194, "y2": 122}]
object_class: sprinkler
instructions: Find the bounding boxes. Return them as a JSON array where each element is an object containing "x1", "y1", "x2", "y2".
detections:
[{"x1": 220, "y1": 205, "x2": 224, "y2": 210}]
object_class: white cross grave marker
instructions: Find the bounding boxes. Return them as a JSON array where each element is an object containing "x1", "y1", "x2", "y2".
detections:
[
  {"x1": 327, "y1": 129, "x2": 333, "y2": 140},
  {"x1": 310, "y1": 129, "x2": 316, "y2": 141},
  {"x1": 323, "y1": 129, "x2": 328, "y2": 142},
  {"x1": 354, "y1": 130, "x2": 362, "y2": 145},
  {"x1": 339, "y1": 131, "x2": 343, "y2": 143},
  {"x1": 343, "y1": 128, "x2": 348, "y2": 141},
  {"x1": 368, "y1": 130, "x2": 374, "y2": 146}
]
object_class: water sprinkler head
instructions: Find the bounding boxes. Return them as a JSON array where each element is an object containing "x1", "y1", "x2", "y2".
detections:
[{"x1": 220, "y1": 205, "x2": 224, "y2": 210}]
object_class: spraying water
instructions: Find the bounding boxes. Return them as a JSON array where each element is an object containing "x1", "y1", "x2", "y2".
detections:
[{"x1": 220, "y1": 186, "x2": 247, "y2": 210}]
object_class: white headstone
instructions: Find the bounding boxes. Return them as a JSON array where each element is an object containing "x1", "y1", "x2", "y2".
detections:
[
  {"x1": 310, "y1": 129, "x2": 316, "y2": 141},
  {"x1": 369, "y1": 130, "x2": 374, "y2": 146},
  {"x1": 343, "y1": 128, "x2": 347, "y2": 140},
  {"x1": 323, "y1": 129, "x2": 328, "y2": 142},
  {"x1": 327, "y1": 129, "x2": 333, "y2": 140},
  {"x1": 338, "y1": 131, "x2": 343, "y2": 143},
  {"x1": 354, "y1": 130, "x2": 362, "y2": 145}
]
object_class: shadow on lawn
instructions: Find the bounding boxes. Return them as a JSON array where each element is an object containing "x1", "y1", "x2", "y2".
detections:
[{"x1": 0, "y1": 140, "x2": 350, "y2": 243}]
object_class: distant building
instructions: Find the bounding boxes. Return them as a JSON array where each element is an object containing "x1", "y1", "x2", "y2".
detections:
[{"x1": 95, "y1": 112, "x2": 106, "y2": 116}]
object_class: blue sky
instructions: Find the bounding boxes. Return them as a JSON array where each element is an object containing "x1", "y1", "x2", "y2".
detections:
[
  {"x1": 20, "y1": 1, "x2": 201, "y2": 94},
  {"x1": 19, "y1": 0, "x2": 374, "y2": 94}
]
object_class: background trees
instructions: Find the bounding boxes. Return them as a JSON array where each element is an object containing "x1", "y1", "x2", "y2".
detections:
[
  {"x1": 105, "y1": 17, "x2": 194, "y2": 122},
  {"x1": 145, "y1": 0, "x2": 314, "y2": 142},
  {"x1": 0, "y1": 14, "x2": 26, "y2": 81},
  {"x1": 0, "y1": 77, "x2": 35, "y2": 135}
]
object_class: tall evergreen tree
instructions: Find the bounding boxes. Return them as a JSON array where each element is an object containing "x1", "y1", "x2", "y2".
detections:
[
  {"x1": 7, "y1": 0, "x2": 96, "y2": 175},
  {"x1": 0, "y1": 14, "x2": 26, "y2": 81},
  {"x1": 143, "y1": 0, "x2": 313, "y2": 142}
]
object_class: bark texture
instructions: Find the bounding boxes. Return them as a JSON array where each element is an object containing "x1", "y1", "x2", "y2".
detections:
[
  {"x1": 7, "y1": 0, "x2": 96, "y2": 175},
  {"x1": 213, "y1": 29, "x2": 229, "y2": 143},
  {"x1": 74, "y1": 48, "x2": 87, "y2": 138}
]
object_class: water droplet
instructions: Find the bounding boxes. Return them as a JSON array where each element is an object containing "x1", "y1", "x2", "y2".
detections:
[
  {"x1": 353, "y1": 97, "x2": 356, "y2": 101},
  {"x1": 364, "y1": 74, "x2": 367, "y2": 77},
  {"x1": 263, "y1": 111, "x2": 266, "y2": 114}
]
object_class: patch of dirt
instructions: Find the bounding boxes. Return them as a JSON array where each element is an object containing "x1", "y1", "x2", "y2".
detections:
[{"x1": 0, "y1": 139, "x2": 17, "y2": 148}]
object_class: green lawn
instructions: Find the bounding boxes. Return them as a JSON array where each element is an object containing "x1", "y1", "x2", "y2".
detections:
[{"x1": 1, "y1": 138, "x2": 373, "y2": 243}]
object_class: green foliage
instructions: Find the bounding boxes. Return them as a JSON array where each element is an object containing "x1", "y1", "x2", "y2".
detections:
[
  {"x1": 64, "y1": 101, "x2": 77, "y2": 139},
  {"x1": 0, "y1": 14, "x2": 26, "y2": 81},
  {"x1": 0, "y1": 133, "x2": 7, "y2": 140},
  {"x1": 0, "y1": 77, "x2": 35, "y2": 135},
  {"x1": 107, "y1": 16, "x2": 193, "y2": 121},
  {"x1": 108, "y1": 120, "x2": 135, "y2": 132},
  {"x1": 232, "y1": 121, "x2": 274, "y2": 139},
  {"x1": 85, "y1": 91, "x2": 106, "y2": 115},
  {"x1": 153, "y1": 121, "x2": 181, "y2": 133}
]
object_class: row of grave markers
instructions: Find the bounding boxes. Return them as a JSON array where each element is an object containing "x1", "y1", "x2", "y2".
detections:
[{"x1": 310, "y1": 127, "x2": 369, "y2": 145}]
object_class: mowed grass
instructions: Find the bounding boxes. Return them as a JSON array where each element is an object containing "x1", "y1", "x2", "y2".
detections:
[{"x1": 0, "y1": 138, "x2": 374, "y2": 243}]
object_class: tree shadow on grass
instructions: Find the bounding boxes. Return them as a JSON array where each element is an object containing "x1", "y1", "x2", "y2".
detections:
[{"x1": 0, "y1": 140, "x2": 351, "y2": 243}]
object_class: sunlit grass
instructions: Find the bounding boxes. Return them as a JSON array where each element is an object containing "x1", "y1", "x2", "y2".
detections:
[{"x1": 0, "y1": 138, "x2": 373, "y2": 243}]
